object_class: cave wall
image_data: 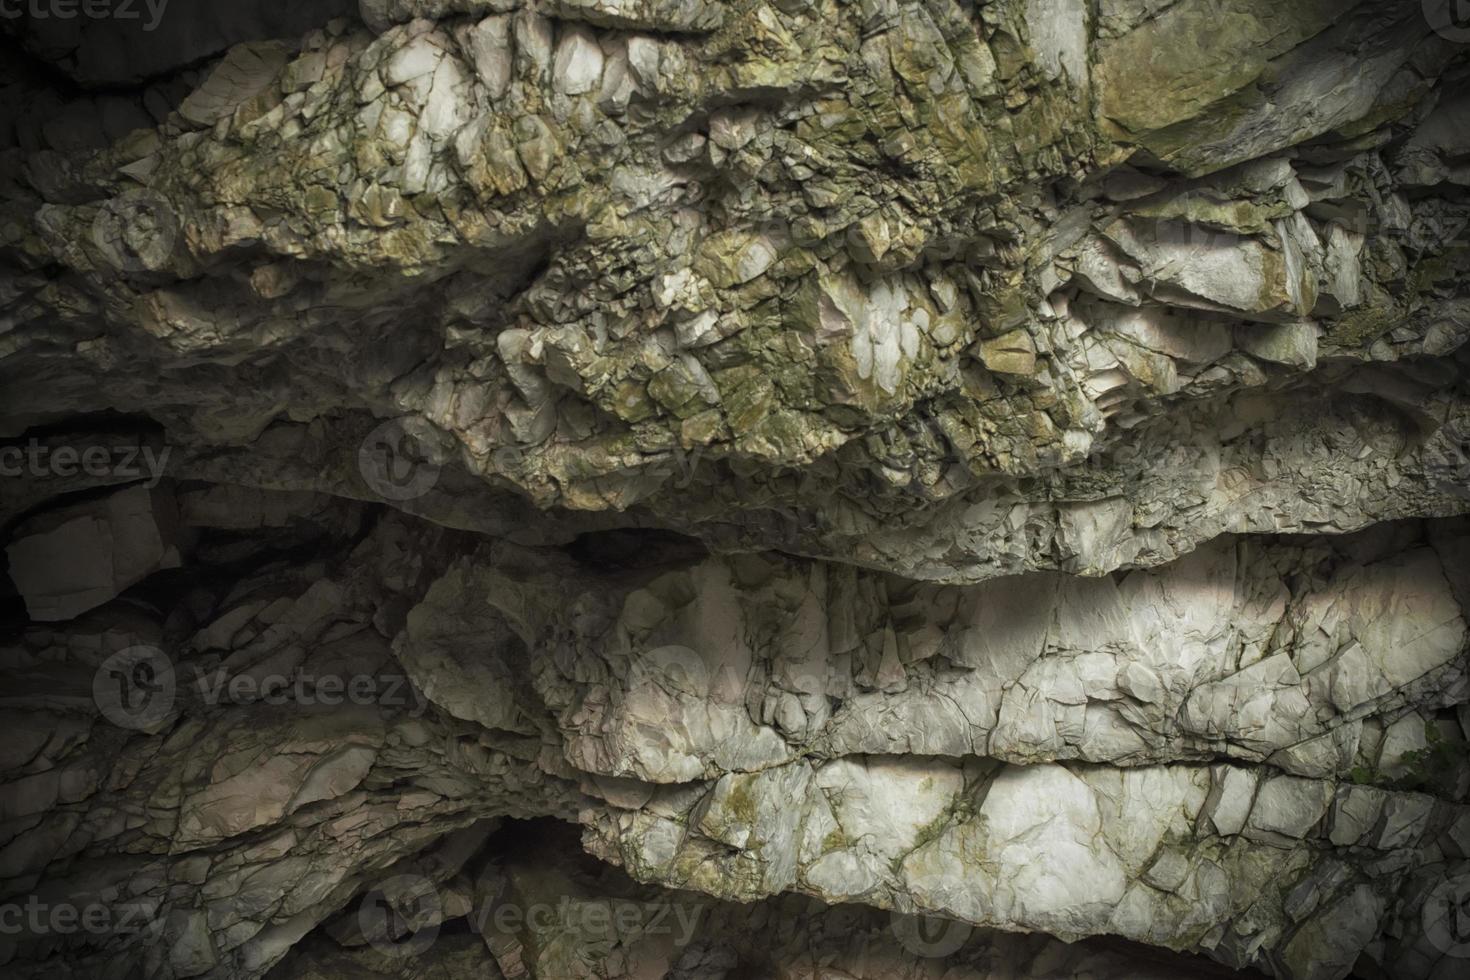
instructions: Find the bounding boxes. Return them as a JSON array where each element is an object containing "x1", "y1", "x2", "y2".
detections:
[{"x1": 1, "y1": 1, "x2": 1468, "y2": 978}]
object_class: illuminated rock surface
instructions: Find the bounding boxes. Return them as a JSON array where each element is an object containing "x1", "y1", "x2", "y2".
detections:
[{"x1": 1, "y1": 1, "x2": 1468, "y2": 978}]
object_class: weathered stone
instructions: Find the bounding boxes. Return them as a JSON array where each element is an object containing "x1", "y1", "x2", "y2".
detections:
[
  {"x1": 6, "y1": 486, "x2": 184, "y2": 622},
  {"x1": 2, "y1": 2, "x2": 1468, "y2": 979}
]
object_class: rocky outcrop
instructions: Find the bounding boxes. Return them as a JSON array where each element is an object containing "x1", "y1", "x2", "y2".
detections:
[
  {"x1": 0, "y1": 486, "x2": 1464, "y2": 978},
  {"x1": 1, "y1": 1, "x2": 1468, "y2": 978}
]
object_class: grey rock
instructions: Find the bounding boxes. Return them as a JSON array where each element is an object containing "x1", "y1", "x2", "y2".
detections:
[{"x1": 1, "y1": 2, "x2": 1468, "y2": 979}]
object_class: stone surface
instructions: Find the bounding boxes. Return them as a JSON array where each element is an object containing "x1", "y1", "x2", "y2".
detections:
[
  {"x1": 1, "y1": 1, "x2": 1468, "y2": 979},
  {"x1": 6, "y1": 486, "x2": 185, "y2": 622}
]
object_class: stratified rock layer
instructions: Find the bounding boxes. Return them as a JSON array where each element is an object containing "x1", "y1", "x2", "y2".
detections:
[{"x1": 1, "y1": 1, "x2": 1468, "y2": 979}]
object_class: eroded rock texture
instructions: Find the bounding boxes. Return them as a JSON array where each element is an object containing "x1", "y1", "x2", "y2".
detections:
[{"x1": 2, "y1": 0, "x2": 1469, "y2": 978}]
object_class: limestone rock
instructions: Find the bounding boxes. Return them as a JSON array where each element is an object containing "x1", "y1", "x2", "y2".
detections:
[{"x1": 1, "y1": 1, "x2": 1468, "y2": 978}]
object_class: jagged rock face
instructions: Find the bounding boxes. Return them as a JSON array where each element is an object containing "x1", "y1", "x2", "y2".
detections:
[
  {"x1": 1, "y1": 1, "x2": 1468, "y2": 979},
  {"x1": 4, "y1": 502, "x2": 1466, "y2": 980}
]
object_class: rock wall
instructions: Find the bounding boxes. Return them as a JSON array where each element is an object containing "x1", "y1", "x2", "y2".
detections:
[{"x1": 1, "y1": 1, "x2": 1468, "y2": 978}]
